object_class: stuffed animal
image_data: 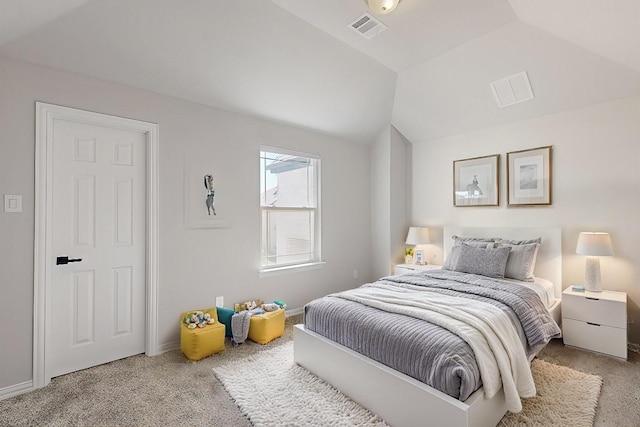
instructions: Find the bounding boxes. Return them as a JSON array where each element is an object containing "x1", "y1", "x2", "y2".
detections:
[
  {"x1": 234, "y1": 300, "x2": 263, "y2": 312},
  {"x1": 235, "y1": 299, "x2": 287, "y2": 313},
  {"x1": 184, "y1": 310, "x2": 215, "y2": 329},
  {"x1": 261, "y1": 303, "x2": 280, "y2": 312},
  {"x1": 203, "y1": 313, "x2": 215, "y2": 325}
]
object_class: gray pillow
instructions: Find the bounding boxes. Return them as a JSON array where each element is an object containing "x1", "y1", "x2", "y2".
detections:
[
  {"x1": 452, "y1": 235, "x2": 496, "y2": 247},
  {"x1": 443, "y1": 241, "x2": 494, "y2": 270},
  {"x1": 497, "y1": 242, "x2": 540, "y2": 282},
  {"x1": 453, "y1": 245, "x2": 511, "y2": 279},
  {"x1": 494, "y1": 237, "x2": 541, "y2": 246},
  {"x1": 442, "y1": 246, "x2": 460, "y2": 270}
]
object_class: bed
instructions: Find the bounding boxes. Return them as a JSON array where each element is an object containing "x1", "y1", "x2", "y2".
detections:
[{"x1": 294, "y1": 227, "x2": 562, "y2": 427}]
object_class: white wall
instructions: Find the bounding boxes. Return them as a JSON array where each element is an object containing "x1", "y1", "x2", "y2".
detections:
[
  {"x1": 370, "y1": 126, "x2": 410, "y2": 279},
  {"x1": 370, "y1": 128, "x2": 392, "y2": 279},
  {"x1": 410, "y1": 95, "x2": 640, "y2": 344},
  {"x1": 0, "y1": 57, "x2": 372, "y2": 390},
  {"x1": 390, "y1": 128, "x2": 410, "y2": 267}
]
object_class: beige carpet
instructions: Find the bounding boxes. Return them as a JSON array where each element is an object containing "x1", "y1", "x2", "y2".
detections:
[
  {"x1": 214, "y1": 341, "x2": 602, "y2": 427},
  {"x1": 2, "y1": 314, "x2": 624, "y2": 427},
  {"x1": 499, "y1": 359, "x2": 602, "y2": 427}
]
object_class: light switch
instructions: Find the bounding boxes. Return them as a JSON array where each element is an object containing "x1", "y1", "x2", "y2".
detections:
[{"x1": 4, "y1": 195, "x2": 22, "y2": 213}]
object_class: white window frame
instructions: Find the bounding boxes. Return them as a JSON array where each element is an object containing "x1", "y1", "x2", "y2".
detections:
[{"x1": 260, "y1": 146, "x2": 322, "y2": 274}]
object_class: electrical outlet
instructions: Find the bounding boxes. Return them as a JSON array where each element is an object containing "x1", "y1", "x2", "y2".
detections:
[
  {"x1": 4, "y1": 195, "x2": 22, "y2": 213},
  {"x1": 215, "y1": 296, "x2": 224, "y2": 307},
  {"x1": 353, "y1": 269, "x2": 358, "y2": 279}
]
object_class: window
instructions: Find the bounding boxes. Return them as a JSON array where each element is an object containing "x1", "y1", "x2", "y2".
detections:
[{"x1": 260, "y1": 147, "x2": 320, "y2": 270}]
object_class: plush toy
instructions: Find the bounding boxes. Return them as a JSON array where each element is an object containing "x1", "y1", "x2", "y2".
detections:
[
  {"x1": 203, "y1": 313, "x2": 215, "y2": 325},
  {"x1": 234, "y1": 300, "x2": 263, "y2": 313},
  {"x1": 242, "y1": 299, "x2": 286, "y2": 313},
  {"x1": 184, "y1": 310, "x2": 215, "y2": 329},
  {"x1": 261, "y1": 303, "x2": 280, "y2": 312}
]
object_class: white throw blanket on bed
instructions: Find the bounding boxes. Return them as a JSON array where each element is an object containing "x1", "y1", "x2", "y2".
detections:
[{"x1": 332, "y1": 283, "x2": 535, "y2": 413}]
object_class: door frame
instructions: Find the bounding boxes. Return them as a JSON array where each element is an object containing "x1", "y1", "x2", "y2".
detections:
[{"x1": 33, "y1": 102, "x2": 159, "y2": 388}]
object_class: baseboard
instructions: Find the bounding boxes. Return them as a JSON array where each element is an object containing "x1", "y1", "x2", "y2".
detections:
[
  {"x1": 285, "y1": 307, "x2": 303, "y2": 317},
  {"x1": 0, "y1": 380, "x2": 33, "y2": 401},
  {"x1": 154, "y1": 340, "x2": 180, "y2": 355}
]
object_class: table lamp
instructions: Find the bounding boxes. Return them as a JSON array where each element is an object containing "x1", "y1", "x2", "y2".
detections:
[
  {"x1": 405, "y1": 227, "x2": 430, "y2": 265},
  {"x1": 576, "y1": 232, "x2": 613, "y2": 292}
]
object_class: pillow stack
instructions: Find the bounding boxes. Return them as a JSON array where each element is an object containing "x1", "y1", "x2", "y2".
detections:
[{"x1": 443, "y1": 235, "x2": 541, "y2": 281}]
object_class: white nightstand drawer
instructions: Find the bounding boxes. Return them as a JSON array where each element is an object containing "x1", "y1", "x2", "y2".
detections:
[
  {"x1": 563, "y1": 318, "x2": 627, "y2": 359},
  {"x1": 563, "y1": 293, "x2": 626, "y2": 328}
]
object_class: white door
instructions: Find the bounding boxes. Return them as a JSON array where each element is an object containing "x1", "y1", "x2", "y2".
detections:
[{"x1": 49, "y1": 118, "x2": 146, "y2": 377}]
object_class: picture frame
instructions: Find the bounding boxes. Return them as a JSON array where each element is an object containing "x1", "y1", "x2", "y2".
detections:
[
  {"x1": 414, "y1": 250, "x2": 425, "y2": 265},
  {"x1": 507, "y1": 146, "x2": 552, "y2": 206},
  {"x1": 453, "y1": 154, "x2": 500, "y2": 207},
  {"x1": 404, "y1": 247, "x2": 414, "y2": 264},
  {"x1": 184, "y1": 153, "x2": 232, "y2": 229}
]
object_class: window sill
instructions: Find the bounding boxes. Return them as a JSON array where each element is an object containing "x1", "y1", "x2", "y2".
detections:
[{"x1": 259, "y1": 262, "x2": 326, "y2": 278}]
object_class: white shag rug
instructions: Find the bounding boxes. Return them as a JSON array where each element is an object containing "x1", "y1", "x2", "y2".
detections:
[
  {"x1": 213, "y1": 342, "x2": 388, "y2": 427},
  {"x1": 213, "y1": 342, "x2": 602, "y2": 427}
]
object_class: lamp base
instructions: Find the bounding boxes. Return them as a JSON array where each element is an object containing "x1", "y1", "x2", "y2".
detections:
[{"x1": 584, "y1": 256, "x2": 603, "y2": 292}]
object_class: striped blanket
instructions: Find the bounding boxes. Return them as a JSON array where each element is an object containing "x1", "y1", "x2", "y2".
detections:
[{"x1": 303, "y1": 269, "x2": 561, "y2": 412}]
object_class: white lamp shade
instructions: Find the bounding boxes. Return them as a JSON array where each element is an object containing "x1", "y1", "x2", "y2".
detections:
[
  {"x1": 576, "y1": 232, "x2": 613, "y2": 256},
  {"x1": 405, "y1": 227, "x2": 430, "y2": 245},
  {"x1": 365, "y1": 0, "x2": 400, "y2": 14}
]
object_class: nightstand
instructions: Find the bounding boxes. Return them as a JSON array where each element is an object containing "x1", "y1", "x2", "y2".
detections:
[
  {"x1": 394, "y1": 264, "x2": 442, "y2": 275},
  {"x1": 562, "y1": 287, "x2": 627, "y2": 359}
]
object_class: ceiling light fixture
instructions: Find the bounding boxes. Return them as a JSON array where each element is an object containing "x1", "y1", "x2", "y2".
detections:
[{"x1": 364, "y1": 0, "x2": 400, "y2": 15}]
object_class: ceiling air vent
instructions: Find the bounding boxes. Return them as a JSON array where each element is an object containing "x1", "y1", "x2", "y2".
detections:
[
  {"x1": 348, "y1": 12, "x2": 387, "y2": 40},
  {"x1": 490, "y1": 71, "x2": 535, "y2": 108}
]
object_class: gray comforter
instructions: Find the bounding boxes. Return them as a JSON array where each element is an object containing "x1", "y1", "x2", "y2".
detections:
[{"x1": 303, "y1": 269, "x2": 561, "y2": 401}]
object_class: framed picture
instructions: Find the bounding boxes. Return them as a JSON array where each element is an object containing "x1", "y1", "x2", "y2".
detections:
[
  {"x1": 404, "y1": 247, "x2": 414, "y2": 264},
  {"x1": 453, "y1": 154, "x2": 500, "y2": 207},
  {"x1": 414, "y1": 250, "x2": 425, "y2": 265},
  {"x1": 507, "y1": 146, "x2": 552, "y2": 206},
  {"x1": 184, "y1": 153, "x2": 232, "y2": 228}
]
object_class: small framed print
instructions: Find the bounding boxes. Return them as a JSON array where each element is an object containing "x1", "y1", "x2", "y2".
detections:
[
  {"x1": 453, "y1": 154, "x2": 500, "y2": 207},
  {"x1": 184, "y1": 153, "x2": 232, "y2": 228},
  {"x1": 404, "y1": 248, "x2": 414, "y2": 264},
  {"x1": 507, "y1": 146, "x2": 552, "y2": 206},
  {"x1": 414, "y1": 250, "x2": 425, "y2": 265}
]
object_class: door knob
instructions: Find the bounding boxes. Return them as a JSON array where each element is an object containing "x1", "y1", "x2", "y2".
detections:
[{"x1": 56, "y1": 256, "x2": 83, "y2": 265}]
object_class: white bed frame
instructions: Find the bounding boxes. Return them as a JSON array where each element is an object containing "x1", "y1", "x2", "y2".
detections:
[{"x1": 294, "y1": 227, "x2": 562, "y2": 427}]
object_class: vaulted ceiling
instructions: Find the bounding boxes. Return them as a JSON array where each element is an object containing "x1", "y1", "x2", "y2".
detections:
[{"x1": 1, "y1": 0, "x2": 639, "y2": 144}]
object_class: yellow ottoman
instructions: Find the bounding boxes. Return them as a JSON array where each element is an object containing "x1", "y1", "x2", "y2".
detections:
[
  {"x1": 180, "y1": 307, "x2": 226, "y2": 361},
  {"x1": 248, "y1": 309, "x2": 285, "y2": 344}
]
